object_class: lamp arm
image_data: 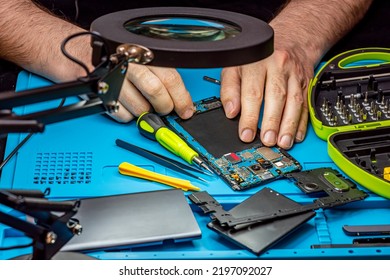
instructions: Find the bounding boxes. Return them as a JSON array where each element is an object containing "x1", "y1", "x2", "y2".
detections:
[
  {"x1": 0, "y1": 189, "x2": 81, "y2": 260},
  {"x1": 0, "y1": 57, "x2": 127, "y2": 135}
]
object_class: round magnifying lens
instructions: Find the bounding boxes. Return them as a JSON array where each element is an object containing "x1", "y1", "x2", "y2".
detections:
[{"x1": 124, "y1": 17, "x2": 240, "y2": 42}]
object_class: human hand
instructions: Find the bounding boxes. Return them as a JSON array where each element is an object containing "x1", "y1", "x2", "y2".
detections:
[
  {"x1": 109, "y1": 63, "x2": 195, "y2": 122},
  {"x1": 220, "y1": 48, "x2": 314, "y2": 150}
]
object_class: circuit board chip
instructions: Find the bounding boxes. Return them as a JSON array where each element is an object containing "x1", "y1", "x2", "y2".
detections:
[
  {"x1": 256, "y1": 147, "x2": 281, "y2": 161},
  {"x1": 224, "y1": 153, "x2": 241, "y2": 164},
  {"x1": 241, "y1": 151, "x2": 254, "y2": 159},
  {"x1": 274, "y1": 161, "x2": 285, "y2": 168},
  {"x1": 261, "y1": 172, "x2": 274, "y2": 180}
]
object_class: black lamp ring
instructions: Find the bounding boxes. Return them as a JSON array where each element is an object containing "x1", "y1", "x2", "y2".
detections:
[{"x1": 91, "y1": 7, "x2": 274, "y2": 68}]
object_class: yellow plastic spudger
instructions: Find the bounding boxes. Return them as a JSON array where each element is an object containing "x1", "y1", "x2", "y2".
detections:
[{"x1": 118, "y1": 162, "x2": 201, "y2": 192}]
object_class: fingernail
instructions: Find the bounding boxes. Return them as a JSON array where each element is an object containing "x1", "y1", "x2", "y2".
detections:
[
  {"x1": 241, "y1": 129, "x2": 254, "y2": 142},
  {"x1": 182, "y1": 109, "x2": 194, "y2": 119},
  {"x1": 295, "y1": 132, "x2": 305, "y2": 142},
  {"x1": 225, "y1": 101, "x2": 234, "y2": 117},
  {"x1": 280, "y1": 134, "x2": 293, "y2": 149},
  {"x1": 263, "y1": 130, "x2": 276, "y2": 145}
]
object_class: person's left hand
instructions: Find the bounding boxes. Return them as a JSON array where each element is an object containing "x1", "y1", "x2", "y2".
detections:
[{"x1": 219, "y1": 48, "x2": 313, "y2": 150}]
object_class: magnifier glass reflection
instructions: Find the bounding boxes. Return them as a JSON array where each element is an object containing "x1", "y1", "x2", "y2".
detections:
[{"x1": 125, "y1": 17, "x2": 241, "y2": 42}]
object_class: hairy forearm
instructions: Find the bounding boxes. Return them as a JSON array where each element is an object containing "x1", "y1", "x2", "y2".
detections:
[
  {"x1": 0, "y1": 0, "x2": 92, "y2": 82},
  {"x1": 271, "y1": 0, "x2": 373, "y2": 66}
]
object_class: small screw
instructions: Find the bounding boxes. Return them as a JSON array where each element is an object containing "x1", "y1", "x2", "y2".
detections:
[
  {"x1": 98, "y1": 82, "x2": 109, "y2": 94},
  {"x1": 72, "y1": 224, "x2": 83, "y2": 235},
  {"x1": 46, "y1": 232, "x2": 57, "y2": 244},
  {"x1": 107, "y1": 101, "x2": 119, "y2": 113}
]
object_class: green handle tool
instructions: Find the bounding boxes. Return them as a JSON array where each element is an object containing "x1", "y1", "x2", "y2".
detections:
[{"x1": 137, "y1": 112, "x2": 213, "y2": 174}]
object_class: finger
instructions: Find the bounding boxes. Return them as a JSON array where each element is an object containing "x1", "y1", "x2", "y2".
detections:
[
  {"x1": 260, "y1": 67, "x2": 288, "y2": 147},
  {"x1": 126, "y1": 63, "x2": 174, "y2": 115},
  {"x1": 149, "y1": 66, "x2": 194, "y2": 119},
  {"x1": 237, "y1": 63, "x2": 266, "y2": 142},
  {"x1": 295, "y1": 103, "x2": 308, "y2": 143},
  {"x1": 107, "y1": 101, "x2": 136, "y2": 123},
  {"x1": 117, "y1": 77, "x2": 152, "y2": 117},
  {"x1": 277, "y1": 75, "x2": 303, "y2": 149},
  {"x1": 295, "y1": 85, "x2": 309, "y2": 143},
  {"x1": 220, "y1": 67, "x2": 242, "y2": 119}
]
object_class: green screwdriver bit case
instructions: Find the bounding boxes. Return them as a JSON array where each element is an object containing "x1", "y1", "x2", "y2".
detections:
[{"x1": 308, "y1": 47, "x2": 390, "y2": 198}]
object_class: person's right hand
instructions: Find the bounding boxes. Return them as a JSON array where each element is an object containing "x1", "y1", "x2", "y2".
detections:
[{"x1": 108, "y1": 63, "x2": 195, "y2": 122}]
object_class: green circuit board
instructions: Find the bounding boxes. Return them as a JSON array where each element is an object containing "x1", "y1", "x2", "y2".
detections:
[{"x1": 163, "y1": 97, "x2": 301, "y2": 191}]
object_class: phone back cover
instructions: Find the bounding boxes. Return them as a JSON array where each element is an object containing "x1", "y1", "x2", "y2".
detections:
[
  {"x1": 208, "y1": 188, "x2": 315, "y2": 255},
  {"x1": 61, "y1": 189, "x2": 201, "y2": 252}
]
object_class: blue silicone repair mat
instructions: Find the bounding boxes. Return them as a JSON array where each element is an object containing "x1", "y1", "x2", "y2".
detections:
[{"x1": 0, "y1": 69, "x2": 389, "y2": 260}]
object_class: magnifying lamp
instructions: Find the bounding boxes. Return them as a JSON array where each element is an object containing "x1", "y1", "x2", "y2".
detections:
[
  {"x1": 0, "y1": 7, "x2": 273, "y2": 260},
  {"x1": 0, "y1": 7, "x2": 273, "y2": 135}
]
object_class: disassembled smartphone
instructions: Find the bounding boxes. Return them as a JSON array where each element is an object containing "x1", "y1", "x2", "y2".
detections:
[
  {"x1": 163, "y1": 97, "x2": 301, "y2": 191},
  {"x1": 189, "y1": 168, "x2": 367, "y2": 254}
]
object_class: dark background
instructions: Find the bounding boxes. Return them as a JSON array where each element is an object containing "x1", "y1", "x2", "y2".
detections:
[{"x1": 1, "y1": 0, "x2": 389, "y2": 91}]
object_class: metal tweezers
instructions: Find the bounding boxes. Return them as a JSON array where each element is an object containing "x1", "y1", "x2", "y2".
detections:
[{"x1": 115, "y1": 139, "x2": 209, "y2": 182}]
